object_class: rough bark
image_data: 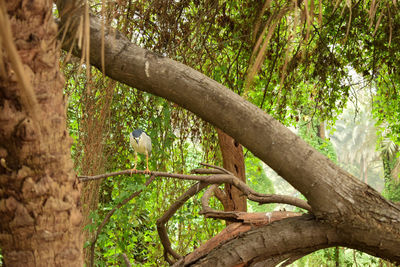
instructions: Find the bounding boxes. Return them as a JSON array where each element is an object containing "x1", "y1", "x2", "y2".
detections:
[
  {"x1": 176, "y1": 215, "x2": 346, "y2": 267},
  {"x1": 0, "y1": 1, "x2": 83, "y2": 266},
  {"x1": 217, "y1": 129, "x2": 247, "y2": 213},
  {"x1": 57, "y1": 6, "x2": 400, "y2": 264},
  {"x1": 180, "y1": 212, "x2": 302, "y2": 266}
]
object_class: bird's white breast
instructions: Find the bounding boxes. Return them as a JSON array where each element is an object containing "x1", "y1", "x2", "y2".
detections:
[{"x1": 130, "y1": 133, "x2": 152, "y2": 155}]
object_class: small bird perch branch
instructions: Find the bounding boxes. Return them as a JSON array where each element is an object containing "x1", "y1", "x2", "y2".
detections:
[{"x1": 78, "y1": 167, "x2": 311, "y2": 211}]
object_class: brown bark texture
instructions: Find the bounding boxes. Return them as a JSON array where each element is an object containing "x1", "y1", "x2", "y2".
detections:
[
  {"x1": 177, "y1": 214, "x2": 345, "y2": 267},
  {"x1": 217, "y1": 129, "x2": 247, "y2": 212},
  {"x1": 0, "y1": 1, "x2": 83, "y2": 266},
  {"x1": 181, "y1": 211, "x2": 301, "y2": 266},
  {"x1": 58, "y1": 5, "x2": 400, "y2": 265}
]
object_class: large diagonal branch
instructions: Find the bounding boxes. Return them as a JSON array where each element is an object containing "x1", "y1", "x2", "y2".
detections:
[{"x1": 59, "y1": 8, "x2": 337, "y2": 211}]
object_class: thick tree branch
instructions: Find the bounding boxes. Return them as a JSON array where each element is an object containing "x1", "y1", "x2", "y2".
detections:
[
  {"x1": 174, "y1": 214, "x2": 346, "y2": 267},
  {"x1": 181, "y1": 212, "x2": 303, "y2": 266}
]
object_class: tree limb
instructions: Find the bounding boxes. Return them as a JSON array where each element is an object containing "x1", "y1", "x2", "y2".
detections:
[
  {"x1": 156, "y1": 182, "x2": 209, "y2": 264},
  {"x1": 78, "y1": 167, "x2": 311, "y2": 211},
  {"x1": 175, "y1": 214, "x2": 345, "y2": 267}
]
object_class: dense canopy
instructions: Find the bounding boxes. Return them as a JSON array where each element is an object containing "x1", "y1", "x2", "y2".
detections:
[{"x1": 0, "y1": 0, "x2": 399, "y2": 266}]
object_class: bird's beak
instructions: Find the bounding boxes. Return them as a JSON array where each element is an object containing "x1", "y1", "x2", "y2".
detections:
[{"x1": 134, "y1": 137, "x2": 139, "y2": 144}]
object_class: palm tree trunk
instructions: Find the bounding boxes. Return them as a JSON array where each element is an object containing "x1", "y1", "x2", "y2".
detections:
[{"x1": 0, "y1": 1, "x2": 83, "y2": 265}]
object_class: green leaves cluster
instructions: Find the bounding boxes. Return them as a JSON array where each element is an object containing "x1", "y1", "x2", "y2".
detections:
[{"x1": 245, "y1": 153, "x2": 275, "y2": 212}]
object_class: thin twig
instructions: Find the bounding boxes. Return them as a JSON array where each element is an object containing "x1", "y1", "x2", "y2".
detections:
[
  {"x1": 199, "y1": 162, "x2": 233, "y2": 175},
  {"x1": 120, "y1": 253, "x2": 132, "y2": 267},
  {"x1": 78, "y1": 168, "x2": 312, "y2": 211}
]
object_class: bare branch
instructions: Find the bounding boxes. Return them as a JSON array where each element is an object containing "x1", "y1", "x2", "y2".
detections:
[
  {"x1": 120, "y1": 253, "x2": 132, "y2": 267},
  {"x1": 199, "y1": 162, "x2": 233, "y2": 175},
  {"x1": 78, "y1": 168, "x2": 312, "y2": 211},
  {"x1": 156, "y1": 182, "x2": 209, "y2": 263},
  {"x1": 191, "y1": 168, "x2": 225, "y2": 175},
  {"x1": 201, "y1": 184, "x2": 219, "y2": 214},
  {"x1": 200, "y1": 185, "x2": 303, "y2": 222}
]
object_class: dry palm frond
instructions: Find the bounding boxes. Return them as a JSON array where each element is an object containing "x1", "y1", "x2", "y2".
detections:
[
  {"x1": 243, "y1": 5, "x2": 290, "y2": 98},
  {"x1": 388, "y1": 3, "x2": 393, "y2": 47},
  {"x1": 101, "y1": 0, "x2": 106, "y2": 75},
  {"x1": 372, "y1": 11, "x2": 383, "y2": 36},
  {"x1": 344, "y1": 0, "x2": 352, "y2": 41},
  {"x1": 252, "y1": 0, "x2": 272, "y2": 44},
  {"x1": 318, "y1": 0, "x2": 322, "y2": 26},
  {"x1": 0, "y1": 0, "x2": 40, "y2": 123},
  {"x1": 0, "y1": 30, "x2": 5, "y2": 79},
  {"x1": 57, "y1": 0, "x2": 95, "y2": 81},
  {"x1": 392, "y1": 159, "x2": 400, "y2": 182}
]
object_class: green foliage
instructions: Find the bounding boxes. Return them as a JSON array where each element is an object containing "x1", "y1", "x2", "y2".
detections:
[
  {"x1": 245, "y1": 153, "x2": 275, "y2": 212},
  {"x1": 298, "y1": 120, "x2": 337, "y2": 163},
  {"x1": 296, "y1": 248, "x2": 381, "y2": 267},
  {"x1": 372, "y1": 71, "x2": 400, "y2": 145},
  {"x1": 382, "y1": 179, "x2": 400, "y2": 202}
]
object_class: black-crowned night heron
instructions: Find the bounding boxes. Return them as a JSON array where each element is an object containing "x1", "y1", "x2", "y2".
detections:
[{"x1": 130, "y1": 129, "x2": 152, "y2": 173}]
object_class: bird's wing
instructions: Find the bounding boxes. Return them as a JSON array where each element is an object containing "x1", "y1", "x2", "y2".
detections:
[{"x1": 144, "y1": 134, "x2": 152, "y2": 154}]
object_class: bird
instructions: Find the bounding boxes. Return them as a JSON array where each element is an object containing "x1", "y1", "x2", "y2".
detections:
[{"x1": 129, "y1": 129, "x2": 152, "y2": 174}]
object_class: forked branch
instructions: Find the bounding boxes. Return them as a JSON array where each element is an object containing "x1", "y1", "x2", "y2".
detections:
[
  {"x1": 78, "y1": 165, "x2": 311, "y2": 211},
  {"x1": 79, "y1": 164, "x2": 311, "y2": 264}
]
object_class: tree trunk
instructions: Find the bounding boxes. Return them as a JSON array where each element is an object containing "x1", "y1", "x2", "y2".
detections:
[
  {"x1": 58, "y1": 6, "x2": 400, "y2": 264},
  {"x1": 217, "y1": 129, "x2": 247, "y2": 213},
  {"x1": 0, "y1": 1, "x2": 83, "y2": 266}
]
